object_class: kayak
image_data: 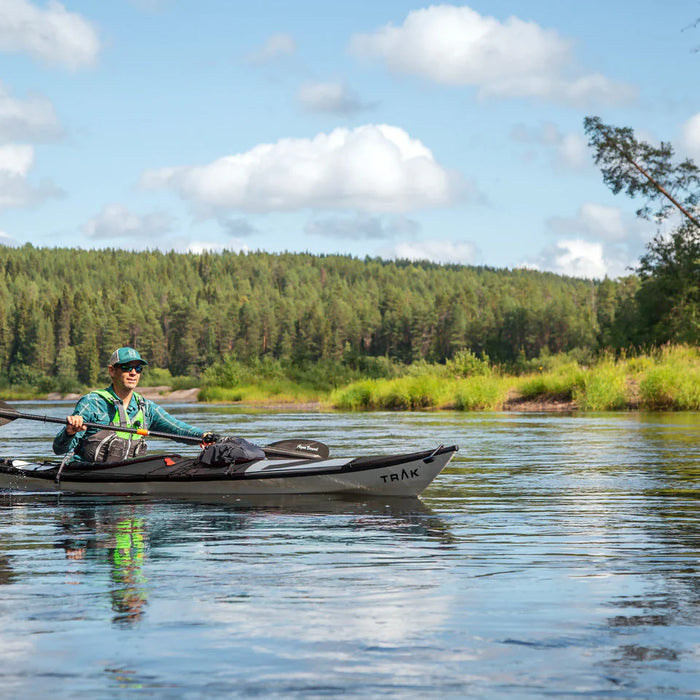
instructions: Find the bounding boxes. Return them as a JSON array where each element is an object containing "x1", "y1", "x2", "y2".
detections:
[{"x1": 0, "y1": 445, "x2": 458, "y2": 497}]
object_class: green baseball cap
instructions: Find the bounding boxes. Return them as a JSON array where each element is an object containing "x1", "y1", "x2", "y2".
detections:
[{"x1": 109, "y1": 347, "x2": 148, "y2": 366}]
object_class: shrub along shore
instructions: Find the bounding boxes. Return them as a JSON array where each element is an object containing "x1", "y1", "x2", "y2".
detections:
[
  {"x1": 329, "y1": 344, "x2": 700, "y2": 411},
  {"x1": 8, "y1": 344, "x2": 700, "y2": 412}
]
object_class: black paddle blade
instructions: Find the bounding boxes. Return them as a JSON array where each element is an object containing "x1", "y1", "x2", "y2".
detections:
[
  {"x1": 266, "y1": 439, "x2": 330, "y2": 459},
  {"x1": 0, "y1": 400, "x2": 20, "y2": 427}
]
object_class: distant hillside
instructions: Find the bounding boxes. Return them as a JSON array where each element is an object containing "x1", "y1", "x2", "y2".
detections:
[{"x1": 0, "y1": 244, "x2": 626, "y2": 386}]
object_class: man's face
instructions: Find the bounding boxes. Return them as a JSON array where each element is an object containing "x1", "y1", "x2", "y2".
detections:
[{"x1": 109, "y1": 362, "x2": 144, "y2": 392}]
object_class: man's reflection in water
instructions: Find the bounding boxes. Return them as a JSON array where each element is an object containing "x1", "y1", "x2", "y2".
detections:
[
  {"x1": 56, "y1": 507, "x2": 149, "y2": 626},
  {"x1": 109, "y1": 517, "x2": 148, "y2": 626}
]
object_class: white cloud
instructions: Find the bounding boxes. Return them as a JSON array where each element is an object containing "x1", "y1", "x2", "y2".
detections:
[
  {"x1": 0, "y1": 229, "x2": 19, "y2": 245},
  {"x1": 0, "y1": 82, "x2": 62, "y2": 143},
  {"x1": 511, "y1": 121, "x2": 589, "y2": 170},
  {"x1": 81, "y1": 204, "x2": 172, "y2": 240},
  {"x1": 526, "y1": 202, "x2": 657, "y2": 278},
  {"x1": 0, "y1": 0, "x2": 100, "y2": 69},
  {"x1": 0, "y1": 171, "x2": 61, "y2": 207},
  {"x1": 381, "y1": 238, "x2": 479, "y2": 265},
  {"x1": 350, "y1": 5, "x2": 636, "y2": 107},
  {"x1": 0, "y1": 144, "x2": 62, "y2": 207},
  {"x1": 141, "y1": 124, "x2": 458, "y2": 214},
  {"x1": 556, "y1": 132, "x2": 588, "y2": 170},
  {"x1": 245, "y1": 32, "x2": 296, "y2": 64},
  {"x1": 297, "y1": 81, "x2": 375, "y2": 115},
  {"x1": 536, "y1": 239, "x2": 608, "y2": 279},
  {"x1": 0, "y1": 143, "x2": 34, "y2": 175},
  {"x1": 548, "y1": 203, "x2": 628, "y2": 241},
  {"x1": 216, "y1": 216, "x2": 258, "y2": 238},
  {"x1": 680, "y1": 112, "x2": 700, "y2": 161},
  {"x1": 305, "y1": 213, "x2": 419, "y2": 239}
]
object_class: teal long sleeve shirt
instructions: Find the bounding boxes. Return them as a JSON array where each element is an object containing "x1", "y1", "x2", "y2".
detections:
[{"x1": 53, "y1": 386, "x2": 205, "y2": 460}]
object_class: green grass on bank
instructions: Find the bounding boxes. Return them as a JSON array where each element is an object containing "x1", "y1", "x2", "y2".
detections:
[
  {"x1": 331, "y1": 345, "x2": 700, "y2": 411},
  {"x1": 4, "y1": 345, "x2": 700, "y2": 412}
]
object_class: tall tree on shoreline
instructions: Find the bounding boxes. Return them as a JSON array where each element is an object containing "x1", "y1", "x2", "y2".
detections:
[{"x1": 584, "y1": 116, "x2": 700, "y2": 345}]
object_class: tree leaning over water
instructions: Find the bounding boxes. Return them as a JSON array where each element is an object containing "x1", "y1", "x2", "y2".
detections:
[{"x1": 584, "y1": 116, "x2": 700, "y2": 346}]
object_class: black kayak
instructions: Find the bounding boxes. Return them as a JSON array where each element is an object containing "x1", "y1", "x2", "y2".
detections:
[{"x1": 0, "y1": 445, "x2": 458, "y2": 497}]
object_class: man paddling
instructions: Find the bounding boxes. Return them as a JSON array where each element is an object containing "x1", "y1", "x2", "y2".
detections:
[{"x1": 53, "y1": 346, "x2": 216, "y2": 463}]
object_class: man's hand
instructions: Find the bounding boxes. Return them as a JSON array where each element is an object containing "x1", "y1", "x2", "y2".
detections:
[
  {"x1": 65, "y1": 415, "x2": 86, "y2": 436},
  {"x1": 201, "y1": 432, "x2": 221, "y2": 444}
]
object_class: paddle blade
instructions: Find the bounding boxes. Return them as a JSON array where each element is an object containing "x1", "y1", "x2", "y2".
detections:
[
  {"x1": 0, "y1": 400, "x2": 20, "y2": 427},
  {"x1": 266, "y1": 439, "x2": 330, "y2": 459}
]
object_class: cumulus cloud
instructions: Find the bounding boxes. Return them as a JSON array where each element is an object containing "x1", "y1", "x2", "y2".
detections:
[
  {"x1": 680, "y1": 112, "x2": 700, "y2": 161},
  {"x1": 0, "y1": 143, "x2": 62, "y2": 207},
  {"x1": 380, "y1": 238, "x2": 479, "y2": 265},
  {"x1": 305, "y1": 213, "x2": 419, "y2": 239},
  {"x1": 141, "y1": 124, "x2": 459, "y2": 214},
  {"x1": 524, "y1": 202, "x2": 656, "y2": 278},
  {"x1": 0, "y1": 229, "x2": 19, "y2": 246},
  {"x1": 245, "y1": 32, "x2": 296, "y2": 64},
  {"x1": 216, "y1": 216, "x2": 259, "y2": 238},
  {"x1": 297, "y1": 81, "x2": 376, "y2": 115},
  {"x1": 536, "y1": 239, "x2": 608, "y2": 279},
  {"x1": 81, "y1": 204, "x2": 172, "y2": 241},
  {"x1": 0, "y1": 143, "x2": 33, "y2": 175},
  {"x1": 350, "y1": 5, "x2": 636, "y2": 107},
  {"x1": 0, "y1": 0, "x2": 100, "y2": 69},
  {"x1": 547, "y1": 203, "x2": 628, "y2": 241},
  {"x1": 511, "y1": 121, "x2": 589, "y2": 170},
  {"x1": 0, "y1": 82, "x2": 62, "y2": 143},
  {"x1": 0, "y1": 171, "x2": 61, "y2": 207}
]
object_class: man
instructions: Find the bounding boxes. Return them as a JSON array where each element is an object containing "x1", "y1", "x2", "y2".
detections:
[{"x1": 53, "y1": 346, "x2": 216, "y2": 463}]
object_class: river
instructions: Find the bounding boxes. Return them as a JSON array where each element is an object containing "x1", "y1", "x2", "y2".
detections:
[{"x1": 1, "y1": 403, "x2": 699, "y2": 698}]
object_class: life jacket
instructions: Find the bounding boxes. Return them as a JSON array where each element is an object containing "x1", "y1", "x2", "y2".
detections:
[{"x1": 79, "y1": 390, "x2": 148, "y2": 463}]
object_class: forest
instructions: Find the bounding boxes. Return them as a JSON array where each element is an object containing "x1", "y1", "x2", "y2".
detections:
[{"x1": 0, "y1": 242, "x2": 642, "y2": 396}]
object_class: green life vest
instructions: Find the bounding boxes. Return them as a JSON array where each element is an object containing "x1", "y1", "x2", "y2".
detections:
[
  {"x1": 80, "y1": 390, "x2": 148, "y2": 463},
  {"x1": 93, "y1": 389, "x2": 146, "y2": 438}
]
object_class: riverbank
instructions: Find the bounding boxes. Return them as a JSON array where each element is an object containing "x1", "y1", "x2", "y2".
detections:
[
  {"x1": 40, "y1": 387, "x2": 578, "y2": 412},
  {"x1": 46, "y1": 386, "x2": 202, "y2": 403},
  {"x1": 9, "y1": 344, "x2": 700, "y2": 412}
]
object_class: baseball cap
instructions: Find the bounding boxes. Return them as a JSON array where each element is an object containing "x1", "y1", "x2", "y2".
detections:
[{"x1": 109, "y1": 347, "x2": 149, "y2": 366}]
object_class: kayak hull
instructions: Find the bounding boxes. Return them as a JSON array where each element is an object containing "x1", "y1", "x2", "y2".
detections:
[{"x1": 0, "y1": 446, "x2": 458, "y2": 497}]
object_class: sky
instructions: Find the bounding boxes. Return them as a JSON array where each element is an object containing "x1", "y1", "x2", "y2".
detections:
[{"x1": 1, "y1": 0, "x2": 700, "y2": 279}]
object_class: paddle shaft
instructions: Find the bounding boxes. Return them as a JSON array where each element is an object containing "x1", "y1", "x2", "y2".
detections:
[
  {"x1": 0, "y1": 402, "x2": 326, "y2": 459},
  {"x1": 0, "y1": 406, "x2": 203, "y2": 443}
]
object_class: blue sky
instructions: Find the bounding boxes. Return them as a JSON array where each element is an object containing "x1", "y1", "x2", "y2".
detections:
[{"x1": 1, "y1": 0, "x2": 699, "y2": 278}]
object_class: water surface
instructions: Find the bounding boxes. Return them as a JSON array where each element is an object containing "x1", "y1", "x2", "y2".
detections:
[{"x1": 2, "y1": 404, "x2": 700, "y2": 698}]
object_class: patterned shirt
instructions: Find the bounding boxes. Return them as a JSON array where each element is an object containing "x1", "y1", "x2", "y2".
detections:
[{"x1": 53, "y1": 386, "x2": 205, "y2": 460}]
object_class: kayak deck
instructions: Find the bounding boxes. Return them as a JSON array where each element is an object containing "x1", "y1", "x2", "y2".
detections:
[{"x1": 0, "y1": 446, "x2": 458, "y2": 497}]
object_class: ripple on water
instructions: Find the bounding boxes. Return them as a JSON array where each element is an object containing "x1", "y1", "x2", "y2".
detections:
[{"x1": 1, "y1": 408, "x2": 700, "y2": 697}]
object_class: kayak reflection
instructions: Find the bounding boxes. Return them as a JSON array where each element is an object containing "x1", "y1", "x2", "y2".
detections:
[{"x1": 49, "y1": 492, "x2": 455, "y2": 628}]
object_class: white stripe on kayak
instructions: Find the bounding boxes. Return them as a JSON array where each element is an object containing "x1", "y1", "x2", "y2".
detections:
[{"x1": 244, "y1": 458, "x2": 353, "y2": 474}]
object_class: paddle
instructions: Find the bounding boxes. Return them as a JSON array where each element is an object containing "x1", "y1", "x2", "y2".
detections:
[
  {"x1": 0, "y1": 400, "x2": 329, "y2": 460},
  {"x1": 266, "y1": 439, "x2": 329, "y2": 459}
]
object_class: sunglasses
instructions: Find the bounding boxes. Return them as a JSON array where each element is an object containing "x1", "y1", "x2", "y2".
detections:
[{"x1": 117, "y1": 364, "x2": 144, "y2": 373}]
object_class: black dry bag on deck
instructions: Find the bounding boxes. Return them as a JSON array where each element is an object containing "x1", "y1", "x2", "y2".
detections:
[{"x1": 197, "y1": 437, "x2": 265, "y2": 467}]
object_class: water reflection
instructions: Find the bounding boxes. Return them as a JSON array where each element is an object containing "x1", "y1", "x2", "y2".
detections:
[
  {"x1": 5, "y1": 491, "x2": 455, "y2": 635},
  {"x1": 53, "y1": 504, "x2": 150, "y2": 625},
  {"x1": 2, "y1": 409, "x2": 700, "y2": 697},
  {"x1": 0, "y1": 554, "x2": 14, "y2": 585}
]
